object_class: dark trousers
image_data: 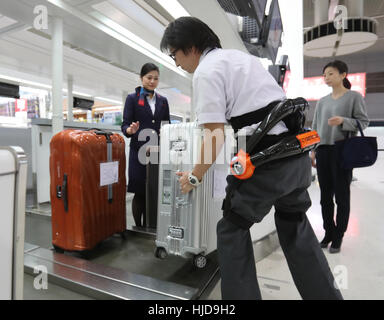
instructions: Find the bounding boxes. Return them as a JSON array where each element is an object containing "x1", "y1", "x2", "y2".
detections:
[
  {"x1": 132, "y1": 193, "x2": 146, "y2": 227},
  {"x1": 218, "y1": 154, "x2": 343, "y2": 300},
  {"x1": 315, "y1": 145, "x2": 353, "y2": 236}
]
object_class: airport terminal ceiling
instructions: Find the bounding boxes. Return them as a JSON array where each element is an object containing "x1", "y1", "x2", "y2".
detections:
[
  {"x1": 0, "y1": 0, "x2": 252, "y2": 119},
  {"x1": 1, "y1": 0, "x2": 383, "y2": 119},
  {"x1": 0, "y1": 0, "x2": 197, "y2": 118}
]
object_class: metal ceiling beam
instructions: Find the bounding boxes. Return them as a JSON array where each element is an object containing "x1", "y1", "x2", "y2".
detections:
[
  {"x1": 141, "y1": 0, "x2": 174, "y2": 23},
  {"x1": 0, "y1": 22, "x2": 28, "y2": 37}
]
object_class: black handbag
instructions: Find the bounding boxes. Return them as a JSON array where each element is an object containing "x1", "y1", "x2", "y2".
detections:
[{"x1": 335, "y1": 120, "x2": 378, "y2": 169}]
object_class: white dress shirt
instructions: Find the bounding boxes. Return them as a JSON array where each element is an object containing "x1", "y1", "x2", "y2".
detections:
[
  {"x1": 193, "y1": 48, "x2": 288, "y2": 135},
  {"x1": 146, "y1": 94, "x2": 156, "y2": 116}
]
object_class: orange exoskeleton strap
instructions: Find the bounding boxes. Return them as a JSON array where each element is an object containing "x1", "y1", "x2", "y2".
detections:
[{"x1": 296, "y1": 131, "x2": 320, "y2": 149}]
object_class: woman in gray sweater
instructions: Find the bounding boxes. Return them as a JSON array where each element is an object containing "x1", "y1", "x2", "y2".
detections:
[{"x1": 311, "y1": 60, "x2": 369, "y2": 253}]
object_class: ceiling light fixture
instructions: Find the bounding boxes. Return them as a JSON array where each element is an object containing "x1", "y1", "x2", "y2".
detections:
[
  {"x1": 155, "y1": 0, "x2": 190, "y2": 19},
  {"x1": 90, "y1": 11, "x2": 183, "y2": 75},
  {"x1": 93, "y1": 106, "x2": 122, "y2": 111},
  {"x1": 0, "y1": 75, "x2": 117, "y2": 101},
  {"x1": 95, "y1": 97, "x2": 122, "y2": 105},
  {"x1": 0, "y1": 74, "x2": 51, "y2": 89}
]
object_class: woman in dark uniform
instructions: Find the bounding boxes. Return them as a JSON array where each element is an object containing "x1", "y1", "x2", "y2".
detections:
[{"x1": 121, "y1": 63, "x2": 170, "y2": 227}]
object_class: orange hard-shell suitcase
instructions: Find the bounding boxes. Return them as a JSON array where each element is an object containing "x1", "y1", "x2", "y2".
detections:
[{"x1": 50, "y1": 129, "x2": 126, "y2": 252}]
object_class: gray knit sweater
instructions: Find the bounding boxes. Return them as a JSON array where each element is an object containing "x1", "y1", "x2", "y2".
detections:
[{"x1": 312, "y1": 90, "x2": 369, "y2": 146}]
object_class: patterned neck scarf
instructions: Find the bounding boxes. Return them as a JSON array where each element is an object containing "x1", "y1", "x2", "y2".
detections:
[{"x1": 138, "y1": 87, "x2": 155, "y2": 106}]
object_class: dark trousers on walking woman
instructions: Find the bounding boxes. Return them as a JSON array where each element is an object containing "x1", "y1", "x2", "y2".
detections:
[{"x1": 316, "y1": 145, "x2": 353, "y2": 245}]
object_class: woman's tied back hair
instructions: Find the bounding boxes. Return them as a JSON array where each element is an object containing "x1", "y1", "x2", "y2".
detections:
[{"x1": 323, "y1": 60, "x2": 352, "y2": 89}]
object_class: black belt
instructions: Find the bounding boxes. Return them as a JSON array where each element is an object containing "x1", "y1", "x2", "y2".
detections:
[
  {"x1": 229, "y1": 100, "x2": 288, "y2": 153},
  {"x1": 228, "y1": 100, "x2": 281, "y2": 132},
  {"x1": 248, "y1": 132, "x2": 291, "y2": 153}
]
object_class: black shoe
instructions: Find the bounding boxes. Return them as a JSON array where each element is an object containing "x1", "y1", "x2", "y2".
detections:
[
  {"x1": 329, "y1": 237, "x2": 343, "y2": 254},
  {"x1": 319, "y1": 232, "x2": 333, "y2": 248}
]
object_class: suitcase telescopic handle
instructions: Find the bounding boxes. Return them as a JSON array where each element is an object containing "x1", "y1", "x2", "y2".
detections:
[
  {"x1": 86, "y1": 128, "x2": 114, "y2": 202},
  {"x1": 174, "y1": 172, "x2": 192, "y2": 207},
  {"x1": 96, "y1": 132, "x2": 112, "y2": 143},
  {"x1": 84, "y1": 128, "x2": 112, "y2": 134},
  {"x1": 62, "y1": 174, "x2": 68, "y2": 212},
  {"x1": 84, "y1": 128, "x2": 113, "y2": 142}
]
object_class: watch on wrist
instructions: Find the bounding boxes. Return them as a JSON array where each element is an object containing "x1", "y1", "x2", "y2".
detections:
[{"x1": 188, "y1": 173, "x2": 201, "y2": 187}]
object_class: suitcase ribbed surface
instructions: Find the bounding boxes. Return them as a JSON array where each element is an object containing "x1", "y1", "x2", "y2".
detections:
[
  {"x1": 156, "y1": 123, "x2": 229, "y2": 258},
  {"x1": 50, "y1": 129, "x2": 126, "y2": 251}
]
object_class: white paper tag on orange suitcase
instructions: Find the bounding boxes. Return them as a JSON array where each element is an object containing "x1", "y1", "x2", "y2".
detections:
[{"x1": 100, "y1": 161, "x2": 119, "y2": 186}]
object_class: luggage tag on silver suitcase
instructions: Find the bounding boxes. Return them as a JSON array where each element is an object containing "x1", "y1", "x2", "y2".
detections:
[
  {"x1": 171, "y1": 139, "x2": 187, "y2": 152},
  {"x1": 168, "y1": 226, "x2": 184, "y2": 239}
]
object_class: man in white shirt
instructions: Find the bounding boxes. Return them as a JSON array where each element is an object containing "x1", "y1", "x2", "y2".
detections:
[{"x1": 160, "y1": 17, "x2": 342, "y2": 300}]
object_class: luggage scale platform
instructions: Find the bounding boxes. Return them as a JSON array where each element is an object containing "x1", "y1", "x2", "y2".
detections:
[{"x1": 24, "y1": 212, "x2": 219, "y2": 300}]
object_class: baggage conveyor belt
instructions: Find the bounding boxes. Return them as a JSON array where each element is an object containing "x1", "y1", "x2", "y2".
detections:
[
  {"x1": 24, "y1": 243, "x2": 207, "y2": 300},
  {"x1": 24, "y1": 213, "x2": 220, "y2": 300}
]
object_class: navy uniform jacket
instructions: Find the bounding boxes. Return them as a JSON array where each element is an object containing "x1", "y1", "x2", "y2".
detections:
[{"x1": 121, "y1": 86, "x2": 170, "y2": 194}]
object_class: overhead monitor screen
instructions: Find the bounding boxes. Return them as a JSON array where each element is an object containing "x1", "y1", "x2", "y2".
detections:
[
  {"x1": 253, "y1": 0, "x2": 268, "y2": 26},
  {"x1": 241, "y1": 0, "x2": 268, "y2": 44},
  {"x1": 265, "y1": 0, "x2": 283, "y2": 64}
]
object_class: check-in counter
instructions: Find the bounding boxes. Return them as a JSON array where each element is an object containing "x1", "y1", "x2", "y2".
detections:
[{"x1": 31, "y1": 119, "x2": 130, "y2": 204}]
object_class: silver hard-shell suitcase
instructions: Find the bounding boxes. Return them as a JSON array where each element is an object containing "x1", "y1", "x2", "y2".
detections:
[{"x1": 155, "y1": 122, "x2": 231, "y2": 268}]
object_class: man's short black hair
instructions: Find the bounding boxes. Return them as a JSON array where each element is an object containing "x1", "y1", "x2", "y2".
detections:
[{"x1": 160, "y1": 17, "x2": 222, "y2": 54}]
